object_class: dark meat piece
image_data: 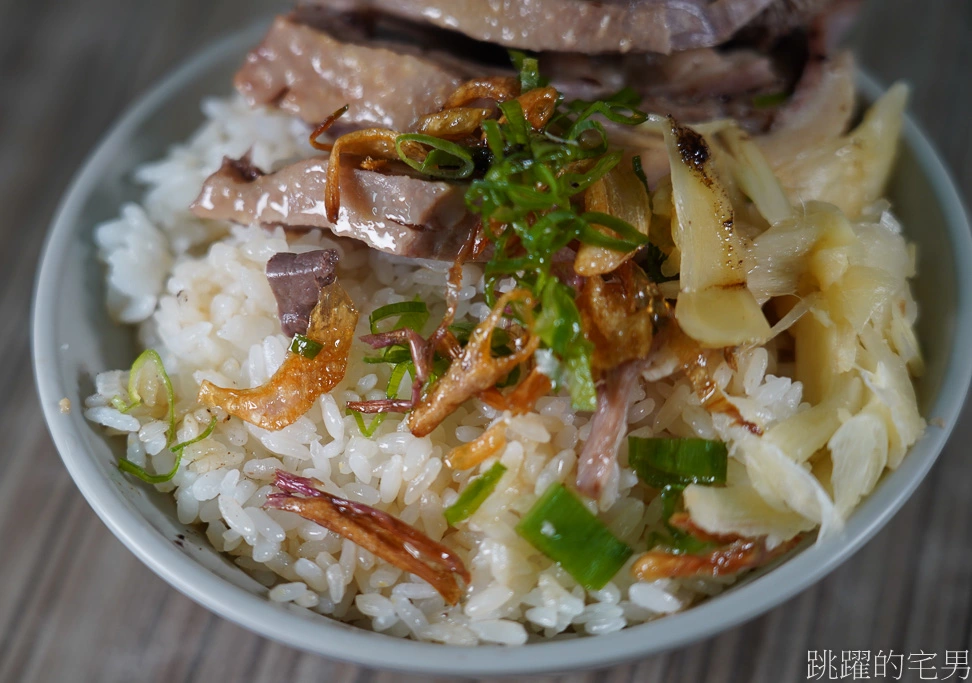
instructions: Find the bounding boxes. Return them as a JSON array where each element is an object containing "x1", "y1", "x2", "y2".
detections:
[
  {"x1": 236, "y1": 9, "x2": 497, "y2": 130},
  {"x1": 191, "y1": 156, "x2": 477, "y2": 261},
  {"x1": 302, "y1": 0, "x2": 801, "y2": 55},
  {"x1": 576, "y1": 359, "x2": 646, "y2": 500},
  {"x1": 265, "y1": 249, "x2": 338, "y2": 337},
  {"x1": 239, "y1": 5, "x2": 813, "y2": 139},
  {"x1": 632, "y1": 533, "x2": 803, "y2": 580},
  {"x1": 543, "y1": 47, "x2": 786, "y2": 131}
]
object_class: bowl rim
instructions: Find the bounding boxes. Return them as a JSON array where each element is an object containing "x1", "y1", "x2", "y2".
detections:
[{"x1": 31, "y1": 25, "x2": 972, "y2": 676}]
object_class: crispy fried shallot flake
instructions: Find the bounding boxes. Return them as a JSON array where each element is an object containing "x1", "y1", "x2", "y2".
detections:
[
  {"x1": 490, "y1": 368, "x2": 553, "y2": 415},
  {"x1": 266, "y1": 471, "x2": 470, "y2": 604},
  {"x1": 443, "y1": 76, "x2": 520, "y2": 109},
  {"x1": 308, "y1": 104, "x2": 349, "y2": 152},
  {"x1": 666, "y1": 512, "x2": 745, "y2": 545},
  {"x1": 515, "y1": 86, "x2": 559, "y2": 131},
  {"x1": 663, "y1": 322, "x2": 763, "y2": 435},
  {"x1": 577, "y1": 262, "x2": 664, "y2": 376},
  {"x1": 445, "y1": 420, "x2": 508, "y2": 470},
  {"x1": 408, "y1": 289, "x2": 538, "y2": 437},
  {"x1": 324, "y1": 128, "x2": 416, "y2": 222},
  {"x1": 631, "y1": 533, "x2": 802, "y2": 581},
  {"x1": 198, "y1": 281, "x2": 357, "y2": 430},
  {"x1": 415, "y1": 107, "x2": 494, "y2": 140}
]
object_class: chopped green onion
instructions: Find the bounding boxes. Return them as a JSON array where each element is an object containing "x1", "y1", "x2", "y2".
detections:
[
  {"x1": 644, "y1": 485, "x2": 717, "y2": 555},
  {"x1": 580, "y1": 211, "x2": 650, "y2": 251},
  {"x1": 509, "y1": 49, "x2": 542, "y2": 91},
  {"x1": 638, "y1": 244, "x2": 671, "y2": 284},
  {"x1": 112, "y1": 349, "x2": 175, "y2": 443},
  {"x1": 352, "y1": 410, "x2": 383, "y2": 438},
  {"x1": 632, "y1": 155, "x2": 650, "y2": 196},
  {"x1": 563, "y1": 353, "x2": 597, "y2": 412},
  {"x1": 290, "y1": 333, "x2": 323, "y2": 359},
  {"x1": 568, "y1": 93, "x2": 648, "y2": 135},
  {"x1": 119, "y1": 415, "x2": 217, "y2": 484},
  {"x1": 364, "y1": 346, "x2": 414, "y2": 365},
  {"x1": 751, "y1": 91, "x2": 789, "y2": 108},
  {"x1": 395, "y1": 133, "x2": 475, "y2": 179},
  {"x1": 351, "y1": 361, "x2": 414, "y2": 436},
  {"x1": 444, "y1": 462, "x2": 508, "y2": 525},
  {"x1": 628, "y1": 437, "x2": 728, "y2": 489},
  {"x1": 516, "y1": 483, "x2": 632, "y2": 590},
  {"x1": 533, "y1": 279, "x2": 596, "y2": 411},
  {"x1": 498, "y1": 99, "x2": 530, "y2": 147},
  {"x1": 369, "y1": 300, "x2": 429, "y2": 335},
  {"x1": 110, "y1": 395, "x2": 131, "y2": 412}
]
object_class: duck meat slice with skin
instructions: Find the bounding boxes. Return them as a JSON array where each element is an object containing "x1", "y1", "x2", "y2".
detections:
[
  {"x1": 235, "y1": 8, "x2": 499, "y2": 130},
  {"x1": 241, "y1": 11, "x2": 796, "y2": 129},
  {"x1": 300, "y1": 0, "x2": 787, "y2": 55},
  {"x1": 191, "y1": 155, "x2": 477, "y2": 261}
]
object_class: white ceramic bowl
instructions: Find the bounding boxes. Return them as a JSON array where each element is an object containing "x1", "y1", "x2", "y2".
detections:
[{"x1": 31, "y1": 25, "x2": 972, "y2": 676}]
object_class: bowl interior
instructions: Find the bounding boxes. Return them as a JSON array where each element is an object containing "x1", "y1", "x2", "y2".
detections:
[{"x1": 32, "y1": 26, "x2": 972, "y2": 676}]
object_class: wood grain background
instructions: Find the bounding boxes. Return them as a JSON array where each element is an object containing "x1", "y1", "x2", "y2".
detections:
[{"x1": 2, "y1": 0, "x2": 970, "y2": 680}]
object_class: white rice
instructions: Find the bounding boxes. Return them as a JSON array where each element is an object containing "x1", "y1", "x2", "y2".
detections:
[{"x1": 85, "y1": 97, "x2": 812, "y2": 644}]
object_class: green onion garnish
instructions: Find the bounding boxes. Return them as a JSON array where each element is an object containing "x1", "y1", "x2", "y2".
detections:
[
  {"x1": 369, "y1": 300, "x2": 429, "y2": 335},
  {"x1": 111, "y1": 348, "x2": 175, "y2": 443},
  {"x1": 119, "y1": 415, "x2": 217, "y2": 484},
  {"x1": 751, "y1": 91, "x2": 789, "y2": 108},
  {"x1": 533, "y1": 278, "x2": 597, "y2": 410},
  {"x1": 290, "y1": 333, "x2": 323, "y2": 359},
  {"x1": 444, "y1": 462, "x2": 508, "y2": 525},
  {"x1": 363, "y1": 346, "x2": 413, "y2": 365},
  {"x1": 395, "y1": 133, "x2": 475, "y2": 179},
  {"x1": 631, "y1": 155, "x2": 650, "y2": 196},
  {"x1": 516, "y1": 483, "x2": 632, "y2": 590},
  {"x1": 639, "y1": 243, "x2": 676, "y2": 285},
  {"x1": 644, "y1": 485, "x2": 718, "y2": 555},
  {"x1": 509, "y1": 49, "x2": 543, "y2": 91},
  {"x1": 628, "y1": 437, "x2": 728, "y2": 489},
  {"x1": 352, "y1": 411, "x2": 381, "y2": 438},
  {"x1": 351, "y1": 360, "x2": 413, "y2": 437},
  {"x1": 394, "y1": 55, "x2": 654, "y2": 412}
]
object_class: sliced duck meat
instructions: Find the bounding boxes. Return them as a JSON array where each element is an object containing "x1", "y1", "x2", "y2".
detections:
[
  {"x1": 238, "y1": 12, "x2": 794, "y2": 137},
  {"x1": 191, "y1": 156, "x2": 476, "y2": 261},
  {"x1": 576, "y1": 359, "x2": 646, "y2": 501},
  {"x1": 757, "y1": 0, "x2": 859, "y2": 162},
  {"x1": 235, "y1": 12, "x2": 479, "y2": 130},
  {"x1": 556, "y1": 47, "x2": 787, "y2": 131},
  {"x1": 266, "y1": 249, "x2": 338, "y2": 337},
  {"x1": 302, "y1": 0, "x2": 783, "y2": 55}
]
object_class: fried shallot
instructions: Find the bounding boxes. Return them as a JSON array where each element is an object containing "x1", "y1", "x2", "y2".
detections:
[
  {"x1": 631, "y1": 533, "x2": 803, "y2": 581},
  {"x1": 577, "y1": 261, "x2": 665, "y2": 376},
  {"x1": 443, "y1": 76, "x2": 520, "y2": 109},
  {"x1": 445, "y1": 420, "x2": 508, "y2": 470},
  {"x1": 408, "y1": 289, "x2": 538, "y2": 437},
  {"x1": 324, "y1": 128, "x2": 418, "y2": 222},
  {"x1": 266, "y1": 471, "x2": 470, "y2": 604},
  {"x1": 198, "y1": 281, "x2": 357, "y2": 430}
]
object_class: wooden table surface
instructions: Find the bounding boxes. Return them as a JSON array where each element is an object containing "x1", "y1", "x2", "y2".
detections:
[{"x1": 2, "y1": 1, "x2": 970, "y2": 681}]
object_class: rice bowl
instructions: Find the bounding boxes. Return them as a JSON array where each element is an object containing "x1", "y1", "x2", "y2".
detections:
[{"x1": 31, "y1": 19, "x2": 972, "y2": 675}]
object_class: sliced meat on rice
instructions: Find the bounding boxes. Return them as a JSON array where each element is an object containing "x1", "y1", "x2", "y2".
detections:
[
  {"x1": 301, "y1": 0, "x2": 782, "y2": 54},
  {"x1": 265, "y1": 248, "x2": 338, "y2": 337},
  {"x1": 238, "y1": 6, "x2": 815, "y2": 139},
  {"x1": 236, "y1": 11, "x2": 485, "y2": 130},
  {"x1": 191, "y1": 155, "x2": 477, "y2": 260}
]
